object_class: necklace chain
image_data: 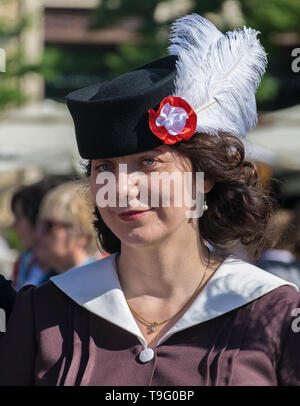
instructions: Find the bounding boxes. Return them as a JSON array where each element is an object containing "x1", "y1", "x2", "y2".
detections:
[{"x1": 117, "y1": 249, "x2": 211, "y2": 332}]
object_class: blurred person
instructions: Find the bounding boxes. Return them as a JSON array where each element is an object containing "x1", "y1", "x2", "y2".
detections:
[
  {"x1": 255, "y1": 208, "x2": 300, "y2": 289},
  {"x1": 35, "y1": 181, "x2": 100, "y2": 275},
  {"x1": 11, "y1": 177, "x2": 64, "y2": 290}
]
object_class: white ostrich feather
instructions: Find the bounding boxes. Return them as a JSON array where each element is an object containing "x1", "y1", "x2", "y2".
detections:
[{"x1": 168, "y1": 14, "x2": 268, "y2": 137}]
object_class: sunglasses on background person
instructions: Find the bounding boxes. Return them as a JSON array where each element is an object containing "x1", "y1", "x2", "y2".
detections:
[{"x1": 37, "y1": 219, "x2": 73, "y2": 234}]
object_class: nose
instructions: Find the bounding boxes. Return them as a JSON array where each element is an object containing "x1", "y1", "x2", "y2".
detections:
[{"x1": 117, "y1": 167, "x2": 140, "y2": 206}]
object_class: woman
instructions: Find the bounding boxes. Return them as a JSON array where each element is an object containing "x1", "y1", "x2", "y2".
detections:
[
  {"x1": 35, "y1": 181, "x2": 102, "y2": 275},
  {"x1": 0, "y1": 14, "x2": 299, "y2": 386}
]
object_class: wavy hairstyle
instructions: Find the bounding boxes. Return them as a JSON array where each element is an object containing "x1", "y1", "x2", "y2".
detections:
[{"x1": 85, "y1": 132, "x2": 280, "y2": 260}]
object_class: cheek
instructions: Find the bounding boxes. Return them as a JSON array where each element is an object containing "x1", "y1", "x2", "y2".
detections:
[
  {"x1": 90, "y1": 174, "x2": 112, "y2": 208},
  {"x1": 44, "y1": 231, "x2": 68, "y2": 255},
  {"x1": 155, "y1": 205, "x2": 188, "y2": 227},
  {"x1": 156, "y1": 176, "x2": 190, "y2": 211}
]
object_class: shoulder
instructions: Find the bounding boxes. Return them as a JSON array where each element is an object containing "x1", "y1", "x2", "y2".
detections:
[
  {"x1": 10, "y1": 280, "x2": 78, "y2": 326},
  {"x1": 253, "y1": 284, "x2": 300, "y2": 312},
  {"x1": 239, "y1": 257, "x2": 300, "y2": 309},
  {"x1": 32, "y1": 279, "x2": 72, "y2": 304},
  {"x1": 221, "y1": 254, "x2": 299, "y2": 291},
  {"x1": 16, "y1": 279, "x2": 68, "y2": 302},
  {"x1": 206, "y1": 254, "x2": 299, "y2": 314},
  {"x1": 241, "y1": 285, "x2": 300, "y2": 349},
  {"x1": 29, "y1": 255, "x2": 117, "y2": 318}
]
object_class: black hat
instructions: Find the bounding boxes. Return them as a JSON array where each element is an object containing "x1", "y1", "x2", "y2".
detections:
[
  {"x1": 66, "y1": 55, "x2": 178, "y2": 159},
  {"x1": 66, "y1": 14, "x2": 267, "y2": 160}
]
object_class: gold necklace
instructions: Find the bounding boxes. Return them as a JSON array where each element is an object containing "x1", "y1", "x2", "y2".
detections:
[{"x1": 118, "y1": 249, "x2": 211, "y2": 332}]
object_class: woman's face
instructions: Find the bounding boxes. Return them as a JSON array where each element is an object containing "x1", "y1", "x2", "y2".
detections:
[
  {"x1": 37, "y1": 217, "x2": 71, "y2": 267},
  {"x1": 35, "y1": 217, "x2": 79, "y2": 271},
  {"x1": 90, "y1": 145, "x2": 213, "y2": 248}
]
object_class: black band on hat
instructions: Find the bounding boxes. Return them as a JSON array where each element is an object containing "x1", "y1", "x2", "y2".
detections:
[{"x1": 66, "y1": 55, "x2": 178, "y2": 159}]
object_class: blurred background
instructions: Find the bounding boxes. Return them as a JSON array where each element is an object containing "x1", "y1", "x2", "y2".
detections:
[{"x1": 0, "y1": 0, "x2": 300, "y2": 281}]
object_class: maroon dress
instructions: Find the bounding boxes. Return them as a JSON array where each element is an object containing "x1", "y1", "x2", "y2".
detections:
[{"x1": 0, "y1": 253, "x2": 300, "y2": 386}]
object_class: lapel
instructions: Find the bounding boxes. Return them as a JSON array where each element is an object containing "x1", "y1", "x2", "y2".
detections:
[{"x1": 50, "y1": 252, "x2": 298, "y2": 348}]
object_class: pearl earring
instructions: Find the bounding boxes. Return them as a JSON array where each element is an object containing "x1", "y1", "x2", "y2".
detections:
[{"x1": 203, "y1": 196, "x2": 208, "y2": 211}]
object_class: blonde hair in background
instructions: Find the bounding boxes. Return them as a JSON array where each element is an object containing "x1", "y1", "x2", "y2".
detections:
[{"x1": 39, "y1": 180, "x2": 99, "y2": 257}]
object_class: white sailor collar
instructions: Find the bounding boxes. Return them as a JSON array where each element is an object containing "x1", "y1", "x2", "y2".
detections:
[{"x1": 50, "y1": 253, "x2": 298, "y2": 348}]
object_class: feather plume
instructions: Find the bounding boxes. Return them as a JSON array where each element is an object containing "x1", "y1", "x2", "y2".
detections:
[{"x1": 168, "y1": 14, "x2": 268, "y2": 137}]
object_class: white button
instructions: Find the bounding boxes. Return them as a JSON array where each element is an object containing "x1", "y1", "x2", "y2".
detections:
[{"x1": 139, "y1": 348, "x2": 154, "y2": 363}]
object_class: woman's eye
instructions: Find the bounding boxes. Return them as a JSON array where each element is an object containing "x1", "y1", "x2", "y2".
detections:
[
  {"x1": 141, "y1": 158, "x2": 157, "y2": 167},
  {"x1": 95, "y1": 163, "x2": 114, "y2": 172}
]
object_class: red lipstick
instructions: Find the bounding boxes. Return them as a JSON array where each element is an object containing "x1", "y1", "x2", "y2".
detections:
[{"x1": 118, "y1": 209, "x2": 152, "y2": 221}]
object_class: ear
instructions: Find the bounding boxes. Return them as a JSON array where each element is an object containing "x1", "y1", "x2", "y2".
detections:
[{"x1": 204, "y1": 178, "x2": 215, "y2": 193}]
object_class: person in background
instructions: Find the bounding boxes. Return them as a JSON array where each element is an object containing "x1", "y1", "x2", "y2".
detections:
[
  {"x1": 11, "y1": 177, "x2": 64, "y2": 290},
  {"x1": 255, "y1": 207, "x2": 300, "y2": 289},
  {"x1": 292, "y1": 203, "x2": 300, "y2": 260},
  {"x1": 35, "y1": 181, "x2": 102, "y2": 275}
]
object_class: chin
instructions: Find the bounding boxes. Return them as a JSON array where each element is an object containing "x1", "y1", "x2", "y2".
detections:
[{"x1": 117, "y1": 226, "x2": 166, "y2": 248}]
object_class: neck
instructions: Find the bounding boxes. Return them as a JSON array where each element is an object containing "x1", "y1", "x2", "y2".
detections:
[{"x1": 116, "y1": 225, "x2": 221, "y2": 300}]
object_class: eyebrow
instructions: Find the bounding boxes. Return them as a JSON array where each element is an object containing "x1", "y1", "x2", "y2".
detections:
[
  {"x1": 142, "y1": 146, "x2": 166, "y2": 154},
  {"x1": 92, "y1": 147, "x2": 166, "y2": 163}
]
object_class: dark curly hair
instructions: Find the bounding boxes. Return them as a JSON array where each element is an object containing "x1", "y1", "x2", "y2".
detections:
[{"x1": 85, "y1": 133, "x2": 280, "y2": 260}]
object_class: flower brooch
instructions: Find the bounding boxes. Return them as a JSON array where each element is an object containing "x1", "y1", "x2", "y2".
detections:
[{"x1": 148, "y1": 96, "x2": 197, "y2": 145}]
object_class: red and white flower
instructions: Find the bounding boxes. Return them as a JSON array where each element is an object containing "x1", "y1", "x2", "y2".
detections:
[{"x1": 148, "y1": 96, "x2": 197, "y2": 145}]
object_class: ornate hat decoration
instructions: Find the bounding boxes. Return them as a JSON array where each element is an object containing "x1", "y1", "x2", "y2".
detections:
[{"x1": 66, "y1": 13, "x2": 267, "y2": 159}]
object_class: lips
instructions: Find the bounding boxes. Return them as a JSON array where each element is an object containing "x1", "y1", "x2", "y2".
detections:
[
  {"x1": 118, "y1": 208, "x2": 152, "y2": 221},
  {"x1": 120, "y1": 209, "x2": 150, "y2": 215}
]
